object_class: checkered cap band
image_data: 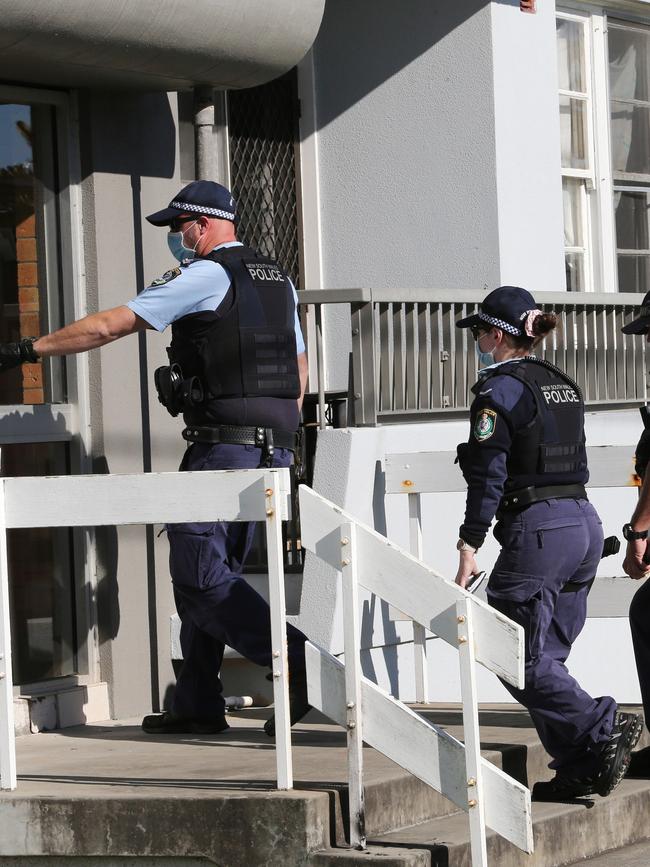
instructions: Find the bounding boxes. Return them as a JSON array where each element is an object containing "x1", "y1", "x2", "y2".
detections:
[
  {"x1": 478, "y1": 311, "x2": 522, "y2": 335},
  {"x1": 170, "y1": 200, "x2": 235, "y2": 220}
]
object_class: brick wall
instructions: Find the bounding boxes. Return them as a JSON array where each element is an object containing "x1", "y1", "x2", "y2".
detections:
[{"x1": 16, "y1": 212, "x2": 43, "y2": 404}]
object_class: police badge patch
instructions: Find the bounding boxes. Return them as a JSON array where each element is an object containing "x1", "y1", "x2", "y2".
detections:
[
  {"x1": 474, "y1": 408, "x2": 497, "y2": 441},
  {"x1": 149, "y1": 267, "x2": 181, "y2": 287}
]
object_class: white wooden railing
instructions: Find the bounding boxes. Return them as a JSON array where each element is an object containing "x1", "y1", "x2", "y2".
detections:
[
  {"x1": 0, "y1": 466, "x2": 534, "y2": 865},
  {"x1": 0, "y1": 466, "x2": 295, "y2": 791},
  {"x1": 299, "y1": 485, "x2": 534, "y2": 864}
]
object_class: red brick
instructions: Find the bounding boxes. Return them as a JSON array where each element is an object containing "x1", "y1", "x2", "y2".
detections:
[
  {"x1": 19, "y1": 313, "x2": 40, "y2": 336},
  {"x1": 17, "y1": 262, "x2": 37, "y2": 288},
  {"x1": 23, "y1": 388, "x2": 44, "y2": 405},
  {"x1": 16, "y1": 237, "x2": 36, "y2": 262},
  {"x1": 22, "y1": 364, "x2": 42, "y2": 388},
  {"x1": 18, "y1": 287, "x2": 39, "y2": 311},
  {"x1": 16, "y1": 214, "x2": 35, "y2": 238}
]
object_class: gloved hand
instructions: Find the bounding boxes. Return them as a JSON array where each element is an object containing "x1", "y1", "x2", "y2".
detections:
[
  {"x1": 635, "y1": 427, "x2": 650, "y2": 479},
  {"x1": 0, "y1": 338, "x2": 39, "y2": 372}
]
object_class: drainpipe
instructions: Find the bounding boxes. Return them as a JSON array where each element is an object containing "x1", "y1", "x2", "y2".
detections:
[{"x1": 194, "y1": 86, "x2": 215, "y2": 180}]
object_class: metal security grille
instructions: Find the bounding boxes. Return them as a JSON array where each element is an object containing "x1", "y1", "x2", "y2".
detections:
[{"x1": 228, "y1": 70, "x2": 302, "y2": 287}]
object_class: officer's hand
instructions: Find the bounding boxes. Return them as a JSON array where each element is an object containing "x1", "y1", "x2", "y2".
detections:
[
  {"x1": 455, "y1": 550, "x2": 479, "y2": 589},
  {"x1": 0, "y1": 338, "x2": 39, "y2": 372},
  {"x1": 623, "y1": 538, "x2": 650, "y2": 581}
]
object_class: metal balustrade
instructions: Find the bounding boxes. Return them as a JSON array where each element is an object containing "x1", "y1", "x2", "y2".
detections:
[{"x1": 299, "y1": 289, "x2": 648, "y2": 427}]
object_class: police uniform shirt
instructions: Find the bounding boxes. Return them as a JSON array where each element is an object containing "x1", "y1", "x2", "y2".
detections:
[
  {"x1": 460, "y1": 360, "x2": 536, "y2": 549},
  {"x1": 127, "y1": 241, "x2": 305, "y2": 353}
]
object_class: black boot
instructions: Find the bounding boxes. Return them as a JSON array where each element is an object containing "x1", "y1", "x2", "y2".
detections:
[
  {"x1": 141, "y1": 710, "x2": 230, "y2": 735},
  {"x1": 264, "y1": 668, "x2": 311, "y2": 737}
]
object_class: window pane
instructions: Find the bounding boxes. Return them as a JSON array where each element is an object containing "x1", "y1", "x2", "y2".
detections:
[
  {"x1": 615, "y1": 189, "x2": 650, "y2": 250},
  {"x1": 563, "y1": 177, "x2": 584, "y2": 247},
  {"x1": 0, "y1": 103, "x2": 65, "y2": 406},
  {"x1": 611, "y1": 101, "x2": 650, "y2": 176},
  {"x1": 617, "y1": 254, "x2": 650, "y2": 293},
  {"x1": 560, "y1": 96, "x2": 588, "y2": 169},
  {"x1": 609, "y1": 26, "x2": 650, "y2": 102},
  {"x1": 557, "y1": 18, "x2": 586, "y2": 93},
  {"x1": 2, "y1": 443, "x2": 76, "y2": 684},
  {"x1": 565, "y1": 252, "x2": 585, "y2": 292}
]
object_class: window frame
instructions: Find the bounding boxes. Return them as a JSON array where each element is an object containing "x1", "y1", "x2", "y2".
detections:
[{"x1": 0, "y1": 84, "x2": 98, "y2": 692}]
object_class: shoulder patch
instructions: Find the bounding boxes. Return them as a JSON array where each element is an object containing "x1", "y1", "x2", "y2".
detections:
[
  {"x1": 474, "y1": 408, "x2": 497, "y2": 442},
  {"x1": 149, "y1": 267, "x2": 181, "y2": 287}
]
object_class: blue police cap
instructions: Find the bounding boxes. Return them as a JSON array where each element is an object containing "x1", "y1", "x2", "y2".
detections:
[
  {"x1": 456, "y1": 285, "x2": 538, "y2": 336},
  {"x1": 146, "y1": 180, "x2": 237, "y2": 226},
  {"x1": 621, "y1": 291, "x2": 650, "y2": 335}
]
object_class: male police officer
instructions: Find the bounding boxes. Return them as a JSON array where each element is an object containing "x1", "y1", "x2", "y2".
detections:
[
  {"x1": 620, "y1": 293, "x2": 650, "y2": 775},
  {"x1": 0, "y1": 180, "x2": 310, "y2": 737}
]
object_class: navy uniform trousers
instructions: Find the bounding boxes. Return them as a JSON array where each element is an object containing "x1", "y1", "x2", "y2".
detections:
[
  {"x1": 629, "y1": 580, "x2": 650, "y2": 732},
  {"x1": 167, "y1": 442, "x2": 307, "y2": 720},
  {"x1": 487, "y1": 497, "x2": 616, "y2": 776}
]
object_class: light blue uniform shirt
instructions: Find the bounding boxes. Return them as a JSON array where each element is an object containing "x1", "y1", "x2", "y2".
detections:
[{"x1": 127, "y1": 241, "x2": 305, "y2": 353}]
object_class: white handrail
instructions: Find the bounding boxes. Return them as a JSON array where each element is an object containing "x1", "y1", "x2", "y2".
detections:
[
  {"x1": 0, "y1": 465, "x2": 293, "y2": 791},
  {"x1": 299, "y1": 484, "x2": 533, "y2": 863}
]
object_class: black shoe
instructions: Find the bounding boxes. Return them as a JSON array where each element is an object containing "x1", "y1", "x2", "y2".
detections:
[
  {"x1": 532, "y1": 773, "x2": 596, "y2": 802},
  {"x1": 594, "y1": 710, "x2": 644, "y2": 796},
  {"x1": 141, "y1": 711, "x2": 230, "y2": 735},
  {"x1": 264, "y1": 668, "x2": 312, "y2": 737},
  {"x1": 627, "y1": 745, "x2": 650, "y2": 778}
]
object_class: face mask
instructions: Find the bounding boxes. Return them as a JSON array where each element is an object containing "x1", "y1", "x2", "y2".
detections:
[
  {"x1": 476, "y1": 338, "x2": 495, "y2": 368},
  {"x1": 167, "y1": 222, "x2": 197, "y2": 262}
]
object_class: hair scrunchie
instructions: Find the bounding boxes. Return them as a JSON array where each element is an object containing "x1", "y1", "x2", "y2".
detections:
[{"x1": 521, "y1": 308, "x2": 543, "y2": 337}]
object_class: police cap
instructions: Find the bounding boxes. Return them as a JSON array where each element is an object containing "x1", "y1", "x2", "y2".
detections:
[
  {"x1": 621, "y1": 290, "x2": 650, "y2": 335},
  {"x1": 456, "y1": 285, "x2": 538, "y2": 336},
  {"x1": 146, "y1": 180, "x2": 237, "y2": 226}
]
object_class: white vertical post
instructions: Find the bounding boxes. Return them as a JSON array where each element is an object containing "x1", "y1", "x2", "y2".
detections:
[
  {"x1": 408, "y1": 493, "x2": 428, "y2": 703},
  {"x1": 456, "y1": 597, "x2": 487, "y2": 867},
  {"x1": 340, "y1": 522, "x2": 366, "y2": 850},
  {"x1": 264, "y1": 471, "x2": 293, "y2": 790},
  {"x1": 0, "y1": 475, "x2": 16, "y2": 791}
]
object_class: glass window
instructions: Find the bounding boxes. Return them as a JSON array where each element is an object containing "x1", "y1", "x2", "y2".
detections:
[
  {"x1": 557, "y1": 14, "x2": 593, "y2": 290},
  {"x1": 2, "y1": 443, "x2": 76, "y2": 683},
  {"x1": 0, "y1": 102, "x2": 65, "y2": 405}
]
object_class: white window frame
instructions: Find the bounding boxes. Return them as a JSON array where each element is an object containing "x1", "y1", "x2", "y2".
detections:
[{"x1": 0, "y1": 84, "x2": 99, "y2": 690}]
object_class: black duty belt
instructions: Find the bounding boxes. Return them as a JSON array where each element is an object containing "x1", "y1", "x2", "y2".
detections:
[
  {"x1": 497, "y1": 483, "x2": 587, "y2": 517},
  {"x1": 182, "y1": 424, "x2": 297, "y2": 451}
]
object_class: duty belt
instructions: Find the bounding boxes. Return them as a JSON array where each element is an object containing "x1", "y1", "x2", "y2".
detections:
[
  {"x1": 497, "y1": 483, "x2": 587, "y2": 517},
  {"x1": 182, "y1": 424, "x2": 297, "y2": 451}
]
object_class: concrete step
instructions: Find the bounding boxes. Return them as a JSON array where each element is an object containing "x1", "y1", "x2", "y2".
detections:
[
  {"x1": 309, "y1": 845, "x2": 430, "y2": 866},
  {"x1": 567, "y1": 838, "x2": 650, "y2": 865},
  {"x1": 370, "y1": 777, "x2": 650, "y2": 867}
]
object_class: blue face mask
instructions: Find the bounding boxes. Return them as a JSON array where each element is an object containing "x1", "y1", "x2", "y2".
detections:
[
  {"x1": 476, "y1": 340, "x2": 495, "y2": 368},
  {"x1": 167, "y1": 222, "x2": 197, "y2": 262}
]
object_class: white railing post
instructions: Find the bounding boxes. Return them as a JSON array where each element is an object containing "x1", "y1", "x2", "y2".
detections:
[
  {"x1": 264, "y1": 471, "x2": 293, "y2": 790},
  {"x1": 456, "y1": 597, "x2": 488, "y2": 867},
  {"x1": 0, "y1": 473, "x2": 16, "y2": 791},
  {"x1": 340, "y1": 522, "x2": 366, "y2": 850},
  {"x1": 408, "y1": 492, "x2": 428, "y2": 703}
]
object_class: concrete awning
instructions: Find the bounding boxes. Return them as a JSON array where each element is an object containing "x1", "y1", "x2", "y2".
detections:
[{"x1": 0, "y1": 0, "x2": 325, "y2": 90}]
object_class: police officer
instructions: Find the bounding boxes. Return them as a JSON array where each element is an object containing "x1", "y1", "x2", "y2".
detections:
[
  {"x1": 619, "y1": 293, "x2": 650, "y2": 776},
  {"x1": 455, "y1": 285, "x2": 642, "y2": 801},
  {"x1": 0, "y1": 180, "x2": 310, "y2": 737}
]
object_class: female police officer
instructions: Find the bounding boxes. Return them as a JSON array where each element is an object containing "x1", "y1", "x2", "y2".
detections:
[{"x1": 454, "y1": 285, "x2": 642, "y2": 801}]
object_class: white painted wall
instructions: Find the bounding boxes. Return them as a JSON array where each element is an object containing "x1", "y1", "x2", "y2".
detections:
[{"x1": 491, "y1": 0, "x2": 567, "y2": 293}]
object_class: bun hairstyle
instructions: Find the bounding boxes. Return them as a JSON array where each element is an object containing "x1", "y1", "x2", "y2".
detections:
[{"x1": 508, "y1": 310, "x2": 557, "y2": 350}]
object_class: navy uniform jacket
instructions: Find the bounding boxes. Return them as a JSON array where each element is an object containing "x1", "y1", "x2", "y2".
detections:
[{"x1": 459, "y1": 360, "x2": 537, "y2": 549}]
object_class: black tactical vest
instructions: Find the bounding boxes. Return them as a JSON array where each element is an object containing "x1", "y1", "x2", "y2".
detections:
[
  {"x1": 168, "y1": 245, "x2": 300, "y2": 426},
  {"x1": 475, "y1": 357, "x2": 588, "y2": 490}
]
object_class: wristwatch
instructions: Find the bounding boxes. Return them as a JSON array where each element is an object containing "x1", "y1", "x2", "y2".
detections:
[
  {"x1": 456, "y1": 538, "x2": 477, "y2": 553},
  {"x1": 622, "y1": 523, "x2": 649, "y2": 541}
]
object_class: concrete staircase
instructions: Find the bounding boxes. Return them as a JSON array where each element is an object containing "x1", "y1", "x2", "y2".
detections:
[
  {"x1": 2, "y1": 706, "x2": 650, "y2": 866},
  {"x1": 308, "y1": 707, "x2": 650, "y2": 866}
]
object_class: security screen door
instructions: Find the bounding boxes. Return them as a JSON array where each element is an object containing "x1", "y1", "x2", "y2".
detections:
[{"x1": 0, "y1": 91, "x2": 82, "y2": 686}]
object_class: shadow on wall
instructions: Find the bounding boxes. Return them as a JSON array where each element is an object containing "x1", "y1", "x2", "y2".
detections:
[{"x1": 309, "y1": 0, "x2": 524, "y2": 134}]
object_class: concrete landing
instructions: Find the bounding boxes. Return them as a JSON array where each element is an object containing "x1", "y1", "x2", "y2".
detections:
[{"x1": 0, "y1": 705, "x2": 647, "y2": 866}]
